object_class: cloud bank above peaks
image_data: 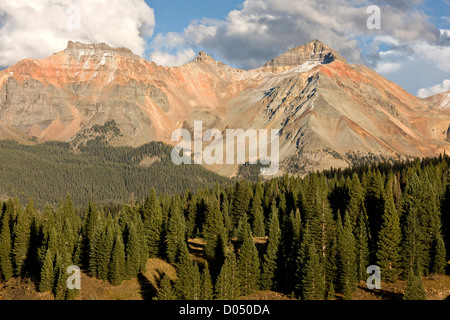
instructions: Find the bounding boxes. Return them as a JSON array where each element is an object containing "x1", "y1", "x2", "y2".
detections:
[
  {"x1": 148, "y1": 0, "x2": 440, "y2": 69},
  {"x1": 148, "y1": 0, "x2": 449, "y2": 96},
  {"x1": 0, "y1": 0, "x2": 155, "y2": 68}
]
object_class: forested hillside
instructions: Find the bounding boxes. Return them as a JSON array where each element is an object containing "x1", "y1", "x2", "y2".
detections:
[
  {"x1": 0, "y1": 155, "x2": 448, "y2": 300},
  {"x1": 0, "y1": 139, "x2": 228, "y2": 207}
]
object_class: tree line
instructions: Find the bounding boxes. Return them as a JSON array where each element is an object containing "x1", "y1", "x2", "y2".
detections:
[
  {"x1": 0, "y1": 155, "x2": 449, "y2": 300},
  {"x1": 0, "y1": 140, "x2": 228, "y2": 207}
]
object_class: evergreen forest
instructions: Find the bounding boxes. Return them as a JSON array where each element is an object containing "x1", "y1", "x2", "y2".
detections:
[{"x1": 0, "y1": 152, "x2": 449, "y2": 300}]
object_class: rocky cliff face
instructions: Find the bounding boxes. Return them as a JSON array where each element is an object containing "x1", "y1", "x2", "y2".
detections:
[{"x1": 0, "y1": 40, "x2": 449, "y2": 176}]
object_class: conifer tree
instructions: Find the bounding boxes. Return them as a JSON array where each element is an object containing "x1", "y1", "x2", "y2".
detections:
[
  {"x1": 354, "y1": 207, "x2": 370, "y2": 282},
  {"x1": 12, "y1": 200, "x2": 32, "y2": 276},
  {"x1": 201, "y1": 263, "x2": 214, "y2": 300},
  {"x1": 203, "y1": 197, "x2": 227, "y2": 259},
  {"x1": 93, "y1": 217, "x2": 115, "y2": 280},
  {"x1": 191, "y1": 263, "x2": 202, "y2": 300},
  {"x1": 237, "y1": 223, "x2": 260, "y2": 296},
  {"x1": 280, "y1": 208, "x2": 302, "y2": 292},
  {"x1": 365, "y1": 170, "x2": 385, "y2": 261},
  {"x1": 402, "y1": 173, "x2": 428, "y2": 273},
  {"x1": 53, "y1": 253, "x2": 68, "y2": 300},
  {"x1": 109, "y1": 234, "x2": 126, "y2": 285},
  {"x1": 165, "y1": 197, "x2": 186, "y2": 263},
  {"x1": 143, "y1": 189, "x2": 164, "y2": 257},
  {"x1": 403, "y1": 268, "x2": 427, "y2": 300},
  {"x1": 295, "y1": 221, "x2": 313, "y2": 296},
  {"x1": 432, "y1": 234, "x2": 447, "y2": 275},
  {"x1": 261, "y1": 202, "x2": 281, "y2": 290},
  {"x1": 347, "y1": 173, "x2": 365, "y2": 225},
  {"x1": 39, "y1": 249, "x2": 54, "y2": 292},
  {"x1": 326, "y1": 282, "x2": 336, "y2": 300},
  {"x1": 230, "y1": 181, "x2": 252, "y2": 226},
  {"x1": 402, "y1": 207, "x2": 425, "y2": 278},
  {"x1": 132, "y1": 213, "x2": 148, "y2": 273},
  {"x1": 376, "y1": 185, "x2": 402, "y2": 282},
  {"x1": 215, "y1": 250, "x2": 240, "y2": 300},
  {"x1": 235, "y1": 213, "x2": 250, "y2": 243},
  {"x1": 337, "y1": 212, "x2": 357, "y2": 299},
  {"x1": 174, "y1": 242, "x2": 195, "y2": 299},
  {"x1": 0, "y1": 211, "x2": 13, "y2": 281},
  {"x1": 325, "y1": 234, "x2": 338, "y2": 296},
  {"x1": 302, "y1": 242, "x2": 325, "y2": 300},
  {"x1": 12, "y1": 202, "x2": 34, "y2": 276},
  {"x1": 309, "y1": 191, "x2": 335, "y2": 260},
  {"x1": 156, "y1": 274, "x2": 175, "y2": 300},
  {"x1": 249, "y1": 192, "x2": 265, "y2": 237},
  {"x1": 125, "y1": 223, "x2": 142, "y2": 278},
  {"x1": 81, "y1": 199, "x2": 100, "y2": 268}
]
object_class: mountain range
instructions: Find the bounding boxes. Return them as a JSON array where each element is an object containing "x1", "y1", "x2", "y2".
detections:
[{"x1": 0, "y1": 40, "x2": 449, "y2": 176}]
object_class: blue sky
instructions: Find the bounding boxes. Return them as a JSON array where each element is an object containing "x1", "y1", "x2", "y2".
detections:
[
  {"x1": 0, "y1": 0, "x2": 448, "y2": 97},
  {"x1": 148, "y1": 0, "x2": 244, "y2": 35},
  {"x1": 144, "y1": 0, "x2": 450, "y2": 97}
]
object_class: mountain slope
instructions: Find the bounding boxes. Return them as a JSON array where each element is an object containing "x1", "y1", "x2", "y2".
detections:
[{"x1": 0, "y1": 40, "x2": 449, "y2": 176}]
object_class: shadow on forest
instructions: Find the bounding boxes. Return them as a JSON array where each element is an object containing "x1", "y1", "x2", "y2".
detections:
[
  {"x1": 358, "y1": 285, "x2": 404, "y2": 300},
  {"x1": 137, "y1": 273, "x2": 159, "y2": 301}
]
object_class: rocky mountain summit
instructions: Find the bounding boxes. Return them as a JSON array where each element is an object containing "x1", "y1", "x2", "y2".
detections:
[{"x1": 0, "y1": 40, "x2": 449, "y2": 176}]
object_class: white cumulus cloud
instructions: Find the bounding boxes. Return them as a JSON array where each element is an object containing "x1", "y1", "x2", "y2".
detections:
[
  {"x1": 0, "y1": 0, "x2": 155, "y2": 68},
  {"x1": 417, "y1": 79, "x2": 450, "y2": 98},
  {"x1": 150, "y1": 48, "x2": 196, "y2": 67},
  {"x1": 148, "y1": 0, "x2": 441, "y2": 69}
]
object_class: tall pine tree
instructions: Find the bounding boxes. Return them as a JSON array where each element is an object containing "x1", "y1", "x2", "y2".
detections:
[{"x1": 376, "y1": 183, "x2": 402, "y2": 282}]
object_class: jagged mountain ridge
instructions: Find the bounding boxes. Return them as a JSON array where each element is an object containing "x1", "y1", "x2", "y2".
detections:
[{"x1": 0, "y1": 40, "x2": 449, "y2": 176}]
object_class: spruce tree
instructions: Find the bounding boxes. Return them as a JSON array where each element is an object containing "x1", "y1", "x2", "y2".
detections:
[
  {"x1": 125, "y1": 223, "x2": 142, "y2": 278},
  {"x1": 295, "y1": 221, "x2": 313, "y2": 296},
  {"x1": 156, "y1": 274, "x2": 175, "y2": 300},
  {"x1": 203, "y1": 197, "x2": 227, "y2": 259},
  {"x1": 302, "y1": 242, "x2": 325, "y2": 300},
  {"x1": 109, "y1": 234, "x2": 126, "y2": 285},
  {"x1": 432, "y1": 234, "x2": 447, "y2": 275},
  {"x1": 191, "y1": 263, "x2": 202, "y2": 300},
  {"x1": 39, "y1": 249, "x2": 54, "y2": 292},
  {"x1": 0, "y1": 211, "x2": 13, "y2": 281},
  {"x1": 237, "y1": 223, "x2": 260, "y2": 296},
  {"x1": 249, "y1": 192, "x2": 265, "y2": 237},
  {"x1": 326, "y1": 282, "x2": 336, "y2": 300},
  {"x1": 92, "y1": 218, "x2": 115, "y2": 280},
  {"x1": 325, "y1": 234, "x2": 338, "y2": 297},
  {"x1": 53, "y1": 253, "x2": 68, "y2": 300},
  {"x1": 376, "y1": 185, "x2": 402, "y2": 282},
  {"x1": 81, "y1": 199, "x2": 100, "y2": 268},
  {"x1": 403, "y1": 268, "x2": 427, "y2": 300},
  {"x1": 174, "y1": 242, "x2": 195, "y2": 299},
  {"x1": 337, "y1": 212, "x2": 357, "y2": 300},
  {"x1": 12, "y1": 200, "x2": 31, "y2": 276},
  {"x1": 280, "y1": 208, "x2": 302, "y2": 293},
  {"x1": 365, "y1": 170, "x2": 385, "y2": 261},
  {"x1": 261, "y1": 202, "x2": 281, "y2": 290},
  {"x1": 354, "y1": 207, "x2": 370, "y2": 282},
  {"x1": 165, "y1": 197, "x2": 186, "y2": 263},
  {"x1": 402, "y1": 207, "x2": 425, "y2": 278},
  {"x1": 309, "y1": 190, "x2": 335, "y2": 260},
  {"x1": 201, "y1": 263, "x2": 214, "y2": 300},
  {"x1": 215, "y1": 250, "x2": 240, "y2": 300},
  {"x1": 402, "y1": 172, "x2": 429, "y2": 274},
  {"x1": 143, "y1": 189, "x2": 163, "y2": 258},
  {"x1": 230, "y1": 181, "x2": 252, "y2": 226}
]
